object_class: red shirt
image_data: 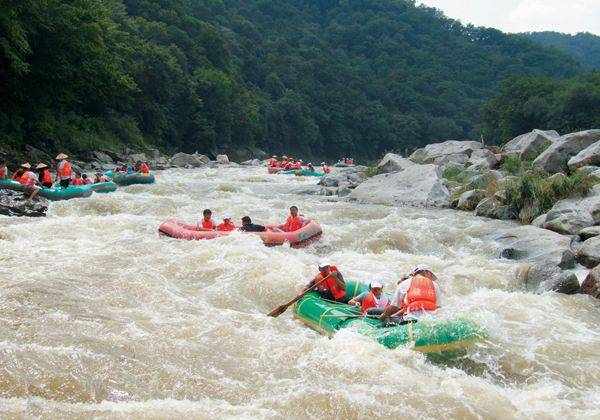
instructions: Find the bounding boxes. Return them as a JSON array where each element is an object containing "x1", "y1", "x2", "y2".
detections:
[
  {"x1": 314, "y1": 266, "x2": 345, "y2": 300},
  {"x1": 201, "y1": 219, "x2": 214, "y2": 230},
  {"x1": 217, "y1": 221, "x2": 236, "y2": 231},
  {"x1": 139, "y1": 162, "x2": 150, "y2": 174},
  {"x1": 281, "y1": 215, "x2": 304, "y2": 232},
  {"x1": 72, "y1": 178, "x2": 84, "y2": 185}
]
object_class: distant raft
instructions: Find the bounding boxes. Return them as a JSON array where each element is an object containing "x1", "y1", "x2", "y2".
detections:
[
  {"x1": 158, "y1": 218, "x2": 323, "y2": 248},
  {"x1": 0, "y1": 179, "x2": 94, "y2": 201},
  {"x1": 110, "y1": 172, "x2": 155, "y2": 186},
  {"x1": 281, "y1": 169, "x2": 325, "y2": 177},
  {"x1": 294, "y1": 281, "x2": 484, "y2": 357}
]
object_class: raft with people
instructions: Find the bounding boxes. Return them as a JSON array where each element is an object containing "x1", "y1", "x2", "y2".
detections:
[
  {"x1": 294, "y1": 280, "x2": 483, "y2": 356},
  {"x1": 105, "y1": 169, "x2": 155, "y2": 186},
  {"x1": 281, "y1": 169, "x2": 325, "y2": 177},
  {"x1": 158, "y1": 218, "x2": 322, "y2": 248},
  {"x1": 0, "y1": 179, "x2": 95, "y2": 201}
]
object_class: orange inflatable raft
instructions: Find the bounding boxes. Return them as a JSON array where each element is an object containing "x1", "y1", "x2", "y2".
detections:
[{"x1": 158, "y1": 218, "x2": 322, "y2": 248}]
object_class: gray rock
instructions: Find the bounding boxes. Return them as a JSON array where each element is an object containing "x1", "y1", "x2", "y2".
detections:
[
  {"x1": 465, "y1": 171, "x2": 500, "y2": 190},
  {"x1": 581, "y1": 265, "x2": 600, "y2": 299},
  {"x1": 543, "y1": 205, "x2": 594, "y2": 235},
  {"x1": 467, "y1": 149, "x2": 500, "y2": 170},
  {"x1": 533, "y1": 130, "x2": 600, "y2": 174},
  {"x1": 377, "y1": 153, "x2": 415, "y2": 173},
  {"x1": 433, "y1": 153, "x2": 469, "y2": 169},
  {"x1": 474, "y1": 197, "x2": 514, "y2": 220},
  {"x1": 568, "y1": 141, "x2": 600, "y2": 171},
  {"x1": 90, "y1": 151, "x2": 114, "y2": 164},
  {"x1": 457, "y1": 189, "x2": 486, "y2": 211},
  {"x1": 241, "y1": 159, "x2": 261, "y2": 166},
  {"x1": 410, "y1": 140, "x2": 484, "y2": 164},
  {"x1": 502, "y1": 129, "x2": 560, "y2": 161},
  {"x1": 579, "y1": 226, "x2": 600, "y2": 241},
  {"x1": 318, "y1": 166, "x2": 367, "y2": 189},
  {"x1": 128, "y1": 153, "x2": 147, "y2": 163},
  {"x1": 0, "y1": 190, "x2": 48, "y2": 217},
  {"x1": 170, "y1": 153, "x2": 210, "y2": 168},
  {"x1": 576, "y1": 236, "x2": 600, "y2": 268},
  {"x1": 531, "y1": 213, "x2": 547, "y2": 228},
  {"x1": 575, "y1": 165, "x2": 600, "y2": 176},
  {"x1": 349, "y1": 164, "x2": 450, "y2": 208},
  {"x1": 216, "y1": 154, "x2": 230, "y2": 164}
]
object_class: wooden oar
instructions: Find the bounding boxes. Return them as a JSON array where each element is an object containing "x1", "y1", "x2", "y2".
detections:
[{"x1": 267, "y1": 274, "x2": 332, "y2": 317}]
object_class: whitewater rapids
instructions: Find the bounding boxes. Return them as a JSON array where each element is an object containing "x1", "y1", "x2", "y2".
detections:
[{"x1": 0, "y1": 166, "x2": 599, "y2": 419}]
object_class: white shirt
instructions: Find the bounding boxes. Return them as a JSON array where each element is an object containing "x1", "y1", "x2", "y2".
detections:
[{"x1": 392, "y1": 277, "x2": 441, "y2": 319}]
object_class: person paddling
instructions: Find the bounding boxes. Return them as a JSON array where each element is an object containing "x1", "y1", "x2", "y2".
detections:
[
  {"x1": 18, "y1": 163, "x2": 41, "y2": 200},
  {"x1": 379, "y1": 266, "x2": 441, "y2": 323},
  {"x1": 239, "y1": 216, "x2": 266, "y2": 232},
  {"x1": 277, "y1": 205, "x2": 305, "y2": 232},
  {"x1": 138, "y1": 161, "x2": 150, "y2": 174},
  {"x1": 36, "y1": 163, "x2": 53, "y2": 188},
  {"x1": 199, "y1": 209, "x2": 215, "y2": 230},
  {"x1": 348, "y1": 281, "x2": 389, "y2": 315},
  {"x1": 302, "y1": 261, "x2": 346, "y2": 302},
  {"x1": 217, "y1": 215, "x2": 236, "y2": 232},
  {"x1": 56, "y1": 153, "x2": 72, "y2": 188}
]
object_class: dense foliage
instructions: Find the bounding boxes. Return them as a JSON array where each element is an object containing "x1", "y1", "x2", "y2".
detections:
[
  {"x1": 523, "y1": 32, "x2": 600, "y2": 70},
  {"x1": 481, "y1": 72, "x2": 600, "y2": 144},
  {"x1": 0, "y1": 0, "x2": 583, "y2": 160}
]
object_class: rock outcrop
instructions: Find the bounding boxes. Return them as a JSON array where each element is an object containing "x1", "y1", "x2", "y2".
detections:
[
  {"x1": 533, "y1": 130, "x2": 600, "y2": 174},
  {"x1": 318, "y1": 166, "x2": 367, "y2": 196},
  {"x1": 581, "y1": 265, "x2": 600, "y2": 299},
  {"x1": 474, "y1": 197, "x2": 513, "y2": 220},
  {"x1": 502, "y1": 129, "x2": 560, "y2": 161},
  {"x1": 568, "y1": 141, "x2": 600, "y2": 171},
  {"x1": 350, "y1": 164, "x2": 450, "y2": 208},
  {"x1": 0, "y1": 190, "x2": 48, "y2": 217},
  {"x1": 576, "y1": 236, "x2": 600, "y2": 268},
  {"x1": 216, "y1": 154, "x2": 230, "y2": 164},
  {"x1": 170, "y1": 153, "x2": 210, "y2": 168},
  {"x1": 377, "y1": 153, "x2": 415, "y2": 173},
  {"x1": 457, "y1": 189, "x2": 486, "y2": 211},
  {"x1": 410, "y1": 140, "x2": 483, "y2": 165}
]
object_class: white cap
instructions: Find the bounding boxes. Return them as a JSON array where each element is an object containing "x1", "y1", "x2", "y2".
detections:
[
  {"x1": 370, "y1": 281, "x2": 383, "y2": 289},
  {"x1": 318, "y1": 260, "x2": 330, "y2": 268}
]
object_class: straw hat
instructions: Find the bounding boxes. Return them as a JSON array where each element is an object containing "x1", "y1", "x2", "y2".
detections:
[
  {"x1": 56, "y1": 153, "x2": 68, "y2": 160},
  {"x1": 36, "y1": 163, "x2": 48, "y2": 169},
  {"x1": 21, "y1": 163, "x2": 31, "y2": 169}
]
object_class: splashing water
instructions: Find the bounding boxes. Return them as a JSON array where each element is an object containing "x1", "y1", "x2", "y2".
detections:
[{"x1": 0, "y1": 166, "x2": 599, "y2": 418}]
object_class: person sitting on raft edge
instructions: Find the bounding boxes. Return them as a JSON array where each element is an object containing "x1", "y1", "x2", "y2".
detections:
[
  {"x1": 277, "y1": 205, "x2": 306, "y2": 232},
  {"x1": 217, "y1": 215, "x2": 236, "y2": 232},
  {"x1": 379, "y1": 266, "x2": 441, "y2": 324},
  {"x1": 302, "y1": 261, "x2": 346, "y2": 302},
  {"x1": 0, "y1": 161, "x2": 8, "y2": 179},
  {"x1": 348, "y1": 281, "x2": 390, "y2": 315},
  {"x1": 239, "y1": 216, "x2": 266, "y2": 232},
  {"x1": 199, "y1": 209, "x2": 215, "y2": 230}
]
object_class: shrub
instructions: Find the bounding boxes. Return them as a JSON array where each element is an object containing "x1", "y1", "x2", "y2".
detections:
[
  {"x1": 365, "y1": 165, "x2": 382, "y2": 178},
  {"x1": 501, "y1": 155, "x2": 532, "y2": 175}
]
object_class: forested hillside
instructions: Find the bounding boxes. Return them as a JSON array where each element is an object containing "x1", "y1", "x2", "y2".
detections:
[
  {"x1": 0, "y1": 0, "x2": 583, "y2": 160},
  {"x1": 523, "y1": 32, "x2": 600, "y2": 70}
]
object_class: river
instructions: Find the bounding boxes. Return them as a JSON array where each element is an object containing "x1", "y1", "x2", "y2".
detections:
[{"x1": 0, "y1": 166, "x2": 599, "y2": 418}]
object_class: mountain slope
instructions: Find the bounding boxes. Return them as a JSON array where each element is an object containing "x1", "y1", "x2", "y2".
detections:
[
  {"x1": 0, "y1": 0, "x2": 583, "y2": 160},
  {"x1": 522, "y1": 32, "x2": 600, "y2": 70}
]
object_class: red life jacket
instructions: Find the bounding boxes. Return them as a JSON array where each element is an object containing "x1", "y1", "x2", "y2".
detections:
[
  {"x1": 0, "y1": 166, "x2": 6, "y2": 178},
  {"x1": 361, "y1": 291, "x2": 389, "y2": 314},
  {"x1": 57, "y1": 161, "x2": 72, "y2": 179},
  {"x1": 402, "y1": 275, "x2": 438, "y2": 314},
  {"x1": 19, "y1": 171, "x2": 37, "y2": 187},
  {"x1": 139, "y1": 162, "x2": 150, "y2": 174},
  {"x1": 201, "y1": 219, "x2": 214, "y2": 230},
  {"x1": 72, "y1": 177, "x2": 84, "y2": 186},
  {"x1": 283, "y1": 215, "x2": 303, "y2": 232},
  {"x1": 41, "y1": 169, "x2": 52, "y2": 185},
  {"x1": 315, "y1": 266, "x2": 345, "y2": 300},
  {"x1": 217, "y1": 221, "x2": 236, "y2": 231}
]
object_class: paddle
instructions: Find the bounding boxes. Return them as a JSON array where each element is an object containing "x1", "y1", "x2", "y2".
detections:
[{"x1": 268, "y1": 273, "x2": 333, "y2": 317}]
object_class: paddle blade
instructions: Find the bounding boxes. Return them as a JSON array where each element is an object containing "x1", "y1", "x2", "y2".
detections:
[{"x1": 267, "y1": 304, "x2": 289, "y2": 317}]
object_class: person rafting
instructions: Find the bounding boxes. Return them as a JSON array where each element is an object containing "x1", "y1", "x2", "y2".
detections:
[
  {"x1": 56, "y1": 153, "x2": 72, "y2": 188},
  {"x1": 199, "y1": 209, "x2": 215, "y2": 230},
  {"x1": 379, "y1": 266, "x2": 441, "y2": 323},
  {"x1": 348, "y1": 281, "x2": 390, "y2": 315},
  {"x1": 321, "y1": 162, "x2": 331, "y2": 174},
  {"x1": 217, "y1": 215, "x2": 236, "y2": 231},
  {"x1": 0, "y1": 161, "x2": 8, "y2": 179},
  {"x1": 82, "y1": 173, "x2": 92, "y2": 185},
  {"x1": 71, "y1": 173, "x2": 85, "y2": 186},
  {"x1": 277, "y1": 206, "x2": 305, "y2": 232},
  {"x1": 18, "y1": 163, "x2": 41, "y2": 200},
  {"x1": 239, "y1": 216, "x2": 266, "y2": 232},
  {"x1": 138, "y1": 161, "x2": 150, "y2": 174},
  {"x1": 12, "y1": 166, "x2": 25, "y2": 181},
  {"x1": 302, "y1": 261, "x2": 346, "y2": 302},
  {"x1": 307, "y1": 163, "x2": 314, "y2": 172},
  {"x1": 36, "y1": 163, "x2": 53, "y2": 188}
]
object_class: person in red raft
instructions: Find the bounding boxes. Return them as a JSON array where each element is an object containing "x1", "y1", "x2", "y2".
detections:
[
  {"x1": 217, "y1": 215, "x2": 236, "y2": 232},
  {"x1": 276, "y1": 206, "x2": 306, "y2": 232},
  {"x1": 199, "y1": 208, "x2": 215, "y2": 230},
  {"x1": 302, "y1": 261, "x2": 347, "y2": 302}
]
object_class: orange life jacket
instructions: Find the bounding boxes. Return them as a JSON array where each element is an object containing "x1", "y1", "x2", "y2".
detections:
[
  {"x1": 282, "y1": 215, "x2": 303, "y2": 232},
  {"x1": 361, "y1": 291, "x2": 390, "y2": 315},
  {"x1": 57, "y1": 161, "x2": 72, "y2": 179},
  {"x1": 19, "y1": 171, "x2": 37, "y2": 187},
  {"x1": 402, "y1": 275, "x2": 438, "y2": 314},
  {"x1": 139, "y1": 162, "x2": 150, "y2": 174},
  {"x1": 41, "y1": 169, "x2": 52, "y2": 185},
  {"x1": 71, "y1": 177, "x2": 84, "y2": 186},
  {"x1": 217, "y1": 221, "x2": 236, "y2": 231},
  {"x1": 315, "y1": 266, "x2": 345, "y2": 301},
  {"x1": 201, "y1": 219, "x2": 214, "y2": 230}
]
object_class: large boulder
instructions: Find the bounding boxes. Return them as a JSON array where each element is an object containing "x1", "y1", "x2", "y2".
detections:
[
  {"x1": 502, "y1": 129, "x2": 560, "y2": 161},
  {"x1": 457, "y1": 189, "x2": 486, "y2": 211},
  {"x1": 377, "y1": 153, "x2": 415, "y2": 173},
  {"x1": 579, "y1": 226, "x2": 600, "y2": 241},
  {"x1": 474, "y1": 197, "x2": 514, "y2": 220},
  {"x1": 128, "y1": 153, "x2": 147, "y2": 163},
  {"x1": 410, "y1": 140, "x2": 483, "y2": 164},
  {"x1": 216, "y1": 154, "x2": 230, "y2": 164},
  {"x1": 433, "y1": 153, "x2": 469, "y2": 169},
  {"x1": 533, "y1": 130, "x2": 600, "y2": 174},
  {"x1": 349, "y1": 164, "x2": 450, "y2": 208},
  {"x1": 170, "y1": 153, "x2": 210, "y2": 168},
  {"x1": 318, "y1": 166, "x2": 367, "y2": 189},
  {"x1": 467, "y1": 149, "x2": 500, "y2": 170},
  {"x1": 0, "y1": 190, "x2": 48, "y2": 217},
  {"x1": 581, "y1": 265, "x2": 600, "y2": 299},
  {"x1": 568, "y1": 141, "x2": 600, "y2": 171},
  {"x1": 90, "y1": 151, "x2": 114, "y2": 164},
  {"x1": 576, "y1": 236, "x2": 600, "y2": 268},
  {"x1": 543, "y1": 194, "x2": 600, "y2": 235}
]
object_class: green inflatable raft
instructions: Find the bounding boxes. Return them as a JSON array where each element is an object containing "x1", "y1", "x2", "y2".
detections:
[
  {"x1": 106, "y1": 171, "x2": 155, "y2": 186},
  {"x1": 89, "y1": 181, "x2": 118, "y2": 193},
  {"x1": 281, "y1": 169, "x2": 325, "y2": 177},
  {"x1": 0, "y1": 179, "x2": 94, "y2": 201},
  {"x1": 294, "y1": 281, "x2": 483, "y2": 356}
]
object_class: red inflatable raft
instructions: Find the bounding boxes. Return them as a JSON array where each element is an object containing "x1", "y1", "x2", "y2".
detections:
[
  {"x1": 268, "y1": 166, "x2": 283, "y2": 174},
  {"x1": 158, "y1": 219, "x2": 322, "y2": 248}
]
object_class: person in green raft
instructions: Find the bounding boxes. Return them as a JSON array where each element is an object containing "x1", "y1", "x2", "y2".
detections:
[
  {"x1": 302, "y1": 261, "x2": 346, "y2": 302},
  {"x1": 379, "y1": 266, "x2": 442, "y2": 324}
]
